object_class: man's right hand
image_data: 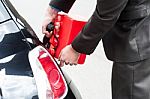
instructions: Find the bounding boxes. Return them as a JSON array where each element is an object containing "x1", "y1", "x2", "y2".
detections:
[{"x1": 42, "y1": 6, "x2": 59, "y2": 38}]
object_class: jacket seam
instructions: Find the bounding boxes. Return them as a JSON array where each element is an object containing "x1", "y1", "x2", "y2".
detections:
[
  {"x1": 134, "y1": 20, "x2": 142, "y2": 60},
  {"x1": 131, "y1": 63, "x2": 135, "y2": 99}
]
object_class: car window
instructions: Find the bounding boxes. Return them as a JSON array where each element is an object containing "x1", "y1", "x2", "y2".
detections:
[{"x1": 0, "y1": 2, "x2": 10, "y2": 22}]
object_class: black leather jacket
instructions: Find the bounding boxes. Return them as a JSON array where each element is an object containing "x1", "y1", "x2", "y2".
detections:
[{"x1": 50, "y1": 0, "x2": 150, "y2": 62}]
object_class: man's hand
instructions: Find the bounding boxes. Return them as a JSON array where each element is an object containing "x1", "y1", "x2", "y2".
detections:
[
  {"x1": 59, "y1": 45, "x2": 80, "y2": 67},
  {"x1": 42, "y1": 6, "x2": 59, "y2": 37}
]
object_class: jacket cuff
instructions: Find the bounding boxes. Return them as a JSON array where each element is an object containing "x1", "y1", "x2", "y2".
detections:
[
  {"x1": 49, "y1": 5, "x2": 61, "y2": 12},
  {"x1": 71, "y1": 42, "x2": 94, "y2": 55},
  {"x1": 49, "y1": 0, "x2": 75, "y2": 13}
]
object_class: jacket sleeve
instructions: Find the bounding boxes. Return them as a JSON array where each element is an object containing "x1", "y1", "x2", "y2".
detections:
[
  {"x1": 72, "y1": 0, "x2": 128, "y2": 55},
  {"x1": 49, "y1": 0, "x2": 76, "y2": 13}
]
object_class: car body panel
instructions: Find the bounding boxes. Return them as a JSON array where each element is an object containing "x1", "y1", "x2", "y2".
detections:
[{"x1": 0, "y1": 0, "x2": 82, "y2": 99}]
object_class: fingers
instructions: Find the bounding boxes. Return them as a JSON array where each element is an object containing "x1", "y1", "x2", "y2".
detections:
[
  {"x1": 42, "y1": 15, "x2": 61, "y2": 38},
  {"x1": 55, "y1": 22, "x2": 60, "y2": 33},
  {"x1": 42, "y1": 17, "x2": 53, "y2": 37},
  {"x1": 42, "y1": 27, "x2": 53, "y2": 38},
  {"x1": 60, "y1": 60, "x2": 65, "y2": 67},
  {"x1": 58, "y1": 45, "x2": 79, "y2": 67},
  {"x1": 42, "y1": 7, "x2": 58, "y2": 37},
  {"x1": 59, "y1": 54, "x2": 70, "y2": 67},
  {"x1": 56, "y1": 15, "x2": 61, "y2": 22},
  {"x1": 54, "y1": 15, "x2": 61, "y2": 33},
  {"x1": 59, "y1": 59, "x2": 78, "y2": 67}
]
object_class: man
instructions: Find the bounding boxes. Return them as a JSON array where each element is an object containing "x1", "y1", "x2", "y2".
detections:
[{"x1": 42, "y1": 0, "x2": 150, "y2": 98}]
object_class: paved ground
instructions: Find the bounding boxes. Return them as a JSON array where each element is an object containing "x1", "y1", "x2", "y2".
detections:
[{"x1": 11, "y1": 0, "x2": 113, "y2": 99}]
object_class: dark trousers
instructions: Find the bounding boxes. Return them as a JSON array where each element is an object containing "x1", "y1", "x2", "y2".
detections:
[{"x1": 112, "y1": 58, "x2": 150, "y2": 99}]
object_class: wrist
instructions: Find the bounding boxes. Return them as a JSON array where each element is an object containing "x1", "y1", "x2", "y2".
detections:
[
  {"x1": 50, "y1": 5, "x2": 61, "y2": 12},
  {"x1": 45, "y1": 6, "x2": 58, "y2": 20},
  {"x1": 70, "y1": 44, "x2": 80, "y2": 54}
]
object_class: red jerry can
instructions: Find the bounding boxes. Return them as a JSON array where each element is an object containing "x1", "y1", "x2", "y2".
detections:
[{"x1": 49, "y1": 14, "x2": 87, "y2": 64}]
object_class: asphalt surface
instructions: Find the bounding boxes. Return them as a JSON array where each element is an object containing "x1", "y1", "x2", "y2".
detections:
[{"x1": 11, "y1": 0, "x2": 113, "y2": 99}]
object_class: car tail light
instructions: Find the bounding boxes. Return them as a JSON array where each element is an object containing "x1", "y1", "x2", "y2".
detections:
[
  {"x1": 38, "y1": 50, "x2": 67, "y2": 99},
  {"x1": 28, "y1": 46, "x2": 68, "y2": 99}
]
